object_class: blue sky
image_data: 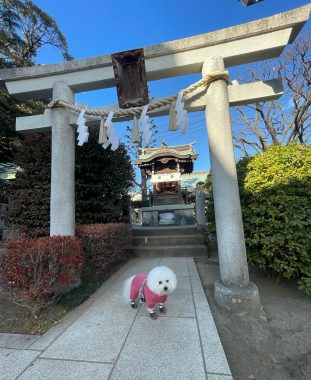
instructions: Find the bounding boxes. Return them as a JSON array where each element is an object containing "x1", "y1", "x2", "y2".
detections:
[{"x1": 32, "y1": 0, "x2": 310, "y2": 177}]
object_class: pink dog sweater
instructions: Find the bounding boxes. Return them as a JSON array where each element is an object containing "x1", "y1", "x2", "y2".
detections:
[{"x1": 130, "y1": 273, "x2": 167, "y2": 309}]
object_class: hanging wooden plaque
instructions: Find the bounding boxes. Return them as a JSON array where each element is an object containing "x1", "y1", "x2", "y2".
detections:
[{"x1": 111, "y1": 48, "x2": 149, "y2": 109}]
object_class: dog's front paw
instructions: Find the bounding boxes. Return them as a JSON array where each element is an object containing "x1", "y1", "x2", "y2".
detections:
[
  {"x1": 159, "y1": 306, "x2": 167, "y2": 314},
  {"x1": 131, "y1": 301, "x2": 138, "y2": 309},
  {"x1": 149, "y1": 311, "x2": 157, "y2": 320}
]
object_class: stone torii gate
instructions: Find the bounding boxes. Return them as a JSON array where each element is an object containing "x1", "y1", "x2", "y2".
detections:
[{"x1": 1, "y1": 5, "x2": 309, "y2": 313}]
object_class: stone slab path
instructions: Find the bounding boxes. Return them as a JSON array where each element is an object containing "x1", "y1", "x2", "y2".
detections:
[{"x1": 0, "y1": 257, "x2": 232, "y2": 380}]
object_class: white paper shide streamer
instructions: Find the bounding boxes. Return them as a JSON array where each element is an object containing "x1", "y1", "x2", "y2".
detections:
[
  {"x1": 140, "y1": 105, "x2": 152, "y2": 145},
  {"x1": 98, "y1": 117, "x2": 107, "y2": 144},
  {"x1": 77, "y1": 109, "x2": 89, "y2": 146},
  {"x1": 102, "y1": 111, "x2": 119, "y2": 151},
  {"x1": 132, "y1": 115, "x2": 141, "y2": 144},
  {"x1": 175, "y1": 91, "x2": 189, "y2": 134}
]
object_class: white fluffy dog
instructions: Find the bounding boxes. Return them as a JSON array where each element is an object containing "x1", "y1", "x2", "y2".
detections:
[{"x1": 123, "y1": 266, "x2": 177, "y2": 319}]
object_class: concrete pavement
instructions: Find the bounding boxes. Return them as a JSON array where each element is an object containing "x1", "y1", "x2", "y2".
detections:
[{"x1": 0, "y1": 257, "x2": 232, "y2": 380}]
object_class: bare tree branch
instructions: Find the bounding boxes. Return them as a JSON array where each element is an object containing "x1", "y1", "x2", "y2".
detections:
[{"x1": 232, "y1": 32, "x2": 310, "y2": 156}]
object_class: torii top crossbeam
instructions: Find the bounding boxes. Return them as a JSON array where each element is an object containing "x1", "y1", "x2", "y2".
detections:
[{"x1": 0, "y1": 5, "x2": 310, "y2": 100}]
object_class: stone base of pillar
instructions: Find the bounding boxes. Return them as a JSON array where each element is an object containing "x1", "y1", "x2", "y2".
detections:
[{"x1": 214, "y1": 280, "x2": 261, "y2": 314}]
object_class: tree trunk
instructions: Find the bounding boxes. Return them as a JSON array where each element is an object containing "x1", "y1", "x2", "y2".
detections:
[{"x1": 141, "y1": 168, "x2": 148, "y2": 202}]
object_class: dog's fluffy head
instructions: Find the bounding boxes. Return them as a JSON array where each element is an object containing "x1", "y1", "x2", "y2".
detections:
[{"x1": 146, "y1": 266, "x2": 177, "y2": 296}]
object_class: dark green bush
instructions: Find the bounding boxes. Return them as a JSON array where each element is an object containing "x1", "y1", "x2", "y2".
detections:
[
  {"x1": 7, "y1": 129, "x2": 134, "y2": 232},
  {"x1": 75, "y1": 128, "x2": 134, "y2": 224},
  {"x1": 131, "y1": 199, "x2": 150, "y2": 208},
  {"x1": 208, "y1": 145, "x2": 311, "y2": 294},
  {"x1": 8, "y1": 133, "x2": 51, "y2": 235}
]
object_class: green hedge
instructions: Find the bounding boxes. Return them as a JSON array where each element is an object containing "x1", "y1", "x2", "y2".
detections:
[{"x1": 208, "y1": 145, "x2": 311, "y2": 294}]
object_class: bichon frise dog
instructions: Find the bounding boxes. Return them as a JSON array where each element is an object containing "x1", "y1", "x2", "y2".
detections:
[{"x1": 123, "y1": 266, "x2": 177, "y2": 320}]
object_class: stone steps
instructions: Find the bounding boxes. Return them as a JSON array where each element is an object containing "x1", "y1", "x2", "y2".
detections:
[
  {"x1": 131, "y1": 225, "x2": 208, "y2": 257},
  {"x1": 132, "y1": 235, "x2": 205, "y2": 246},
  {"x1": 132, "y1": 225, "x2": 199, "y2": 236},
  {"x1": 132, "y1": 244, "x2": 208, "y2": 257}
]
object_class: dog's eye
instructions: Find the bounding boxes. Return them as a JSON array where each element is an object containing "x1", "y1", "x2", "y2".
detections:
[
  {"x1": 159, "y1": 281, "x2": 162, "y2": 284},
  {"x1": 166, "y1": 280, "x2": 169, "y2": 283}
]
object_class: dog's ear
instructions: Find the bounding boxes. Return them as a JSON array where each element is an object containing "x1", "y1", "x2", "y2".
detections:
[{"x1": 170, "y1": 270, "x2": 177, "y2": 291}]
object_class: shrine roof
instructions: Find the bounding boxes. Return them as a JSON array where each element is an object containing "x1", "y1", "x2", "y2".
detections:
[{"x1": 134, "y1": 142, "x2": 198, "y2": 165}]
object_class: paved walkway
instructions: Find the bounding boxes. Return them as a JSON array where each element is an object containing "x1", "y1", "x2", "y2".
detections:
[{"x1": 0, "y1": 257, "x2": 232, "y2": 380}]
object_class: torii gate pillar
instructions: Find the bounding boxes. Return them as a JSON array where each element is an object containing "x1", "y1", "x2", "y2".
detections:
[
  {"x1": 203, "y1": 56, "x2": 260, "y2": 313},
  {"x1": 50, "y1": 82, "x2": 75, "y2": 236}
]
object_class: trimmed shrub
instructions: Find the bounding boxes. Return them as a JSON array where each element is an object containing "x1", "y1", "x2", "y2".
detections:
[
  {"x1": 208, "y1": 145, "x2": 311, "y2": 294},
  {"x1": 76, "y1": 223, "x2": 132, "y2": 278},
  {"x1": 240, "y1": 145, "x2": 311, "y2": 293},
  {"x1": 0, "y1": 236, "x2": 83, "y2": 310}
]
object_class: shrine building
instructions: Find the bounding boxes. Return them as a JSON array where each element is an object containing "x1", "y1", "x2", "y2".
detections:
[{"x1": 134, "y1": 141, "x2": 198, "y2": 206}]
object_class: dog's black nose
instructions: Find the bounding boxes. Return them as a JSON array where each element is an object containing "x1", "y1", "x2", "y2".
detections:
[{"x1": 164, "y1": 286, "x2": 168, "y2": 291}]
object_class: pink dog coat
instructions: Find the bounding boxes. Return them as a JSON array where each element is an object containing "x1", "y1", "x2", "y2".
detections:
[{"x1": 130, "y1": 273, "x2": 167, "y2": 310}]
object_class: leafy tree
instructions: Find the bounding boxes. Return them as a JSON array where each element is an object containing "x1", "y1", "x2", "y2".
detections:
[
  {"x1": 1, "y1": 2, "x2": 134, "y2": 229},
  {"x1": 0, "y1": 0, "x2": 73, "y2": 163},
  {"x1": 8, "y1": 133, "x2": 51, "y2": 235},
  {"x1": 0, "y1": 90, "x2": 44, "y2": 163},
  {"x1": 232, "y1": 32, "x2": 310, "y2": 156},
  {"x1": 0, "y1": 0, "x2": 73, "y2": 218},
  {"x1": 8, "y1": 128, "x2": 135, "y2": 231},
  {"x1": 0, "y1": 0, "x2": 72, "y2": 67},
  {"x1": 75, "y1": 127, "x2": 134, "y2": 224}
]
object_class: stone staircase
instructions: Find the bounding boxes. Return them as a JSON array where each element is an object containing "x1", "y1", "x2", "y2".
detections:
[{"x1": 131, "y1": 225, "x2": 208, "y2": 257}]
